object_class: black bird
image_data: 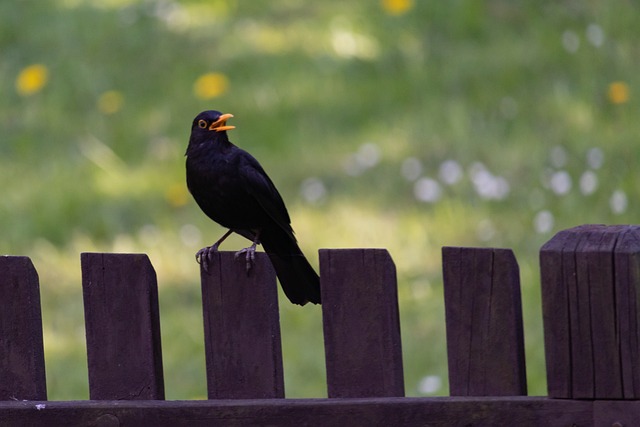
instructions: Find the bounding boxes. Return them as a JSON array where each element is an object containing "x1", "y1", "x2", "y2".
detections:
[{"x1": 185, "y1": 110, "x2": 321, "y2": 306}]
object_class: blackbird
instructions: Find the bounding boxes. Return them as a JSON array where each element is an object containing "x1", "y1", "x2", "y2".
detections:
[{"x1": 185, "y1": 110, "x2": 321, "y2": 306}]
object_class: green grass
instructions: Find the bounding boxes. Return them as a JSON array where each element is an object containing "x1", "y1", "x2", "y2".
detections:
[{"x1": 2, "y1": 0, "x2": 639, "y2": 399}]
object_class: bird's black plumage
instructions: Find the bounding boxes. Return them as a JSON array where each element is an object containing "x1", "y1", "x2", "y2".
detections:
[{"x1": 185, "y1": 110, "x2": 321, "y2": 306}]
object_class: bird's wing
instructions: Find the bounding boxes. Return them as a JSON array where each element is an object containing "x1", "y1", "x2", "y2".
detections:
[{"x1": 239, "y1": 153, "x2": 296, "y2": 239}]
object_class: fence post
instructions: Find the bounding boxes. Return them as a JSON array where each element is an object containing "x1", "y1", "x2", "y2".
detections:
[
  {"x1": 442, "y1": 247, "x2": 527, "y2": 396},
  {"x1": 81, "y1": 253, "x2": 164, "y2": 400},
  {"x1": 319, "y1": 248, "x2": 404, "y2": 398},
  {"x1": 200, "y1": 251, "x2": 284, "y2": 399},
  {"x1": 0, "y1": 256, "x2": 47, "y2": 401},
  {"x1": 541, "y1": 224, "x2": 640, "y2": 399}
]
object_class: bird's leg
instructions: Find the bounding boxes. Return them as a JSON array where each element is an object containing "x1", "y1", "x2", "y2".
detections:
[
  {"x1": 234, "y1": 231, "x2": 261, "y2": 274},
  {"x1": 196, "y1": 229, "x2": 234, "y2": 272},
  {"x1": 211, "y1": 229, "x2": 234, "y2": 251}
]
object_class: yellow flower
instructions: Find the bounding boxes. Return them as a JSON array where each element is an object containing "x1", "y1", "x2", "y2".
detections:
[
  {"x1": 607, "y1": 81, "x2": 629, "y2": 105},
  {"x1": 193, "y1": 73, "x2": 229, "y2": 99},
  {"x1": 165, "y1": 183, "x2": 189, "y2": 207},
  {"x1": 382, "y1": 0, "x2": 414, "y2": 15},
  {"x1": 16, "y1": 64, "x2": 49, "y2": 96},
  {"x1": 97, "y1": 90, "x2": 125, "y2": 115}
]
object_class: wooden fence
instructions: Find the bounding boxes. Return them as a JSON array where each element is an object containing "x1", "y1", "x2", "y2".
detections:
[{"x1": 0, "y1": 224, "x2": 639, "y2": 426}]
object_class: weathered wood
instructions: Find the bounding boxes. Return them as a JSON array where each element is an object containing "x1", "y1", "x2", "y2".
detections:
[
  {"x1": 81, "y1": 253, "x2": 164, "y2": 400},
  {"x1": 0, "y1": 397, "x2": 594, "y2": 427},
  {"x1": 319, "y1": 249, "x2": 404, "y2": 398},
  {"x1": 541, "y1": 225, "x2": 640, "y2": 399},
  {"x1": 200, "y1": 251, "x2": 284, "y2": 399},
  {"x1": 593, "y1": 400, "x2": 640, "y2": 427},
  {"x1": 539, "y1": 227, "x2": 577, "y2": 398},
  {"x1": 442, "y1": 247, "x2": 527, "y2": 396},
  {"x1": 0, "y1": 256, "x2": 47, "y2": 401},
  {"x1": 580, "y1": 226, "x2": 624, "y2": 399},
  {"x1": 614, "y1": 227, "x2": 640, "y2": 398}
]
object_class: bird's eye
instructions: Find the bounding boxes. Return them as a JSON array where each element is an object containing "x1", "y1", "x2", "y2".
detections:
[{"x1": 198, "y1": 119, "x2": 208, "y2": 129}]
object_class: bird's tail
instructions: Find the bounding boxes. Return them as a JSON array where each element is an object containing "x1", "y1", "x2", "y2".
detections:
[{"x1": 261, "y1": 230, "x2": 321, "y2": 306}]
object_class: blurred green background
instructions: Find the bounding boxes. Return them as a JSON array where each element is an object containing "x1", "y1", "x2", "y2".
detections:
[{"x1": 2, "y1": 0, "x2": 638, "y2": 400}]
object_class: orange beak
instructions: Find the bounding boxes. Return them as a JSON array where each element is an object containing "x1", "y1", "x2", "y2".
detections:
[{"x1": 209, "y1": 113, "x2": 235, "y2": 132}]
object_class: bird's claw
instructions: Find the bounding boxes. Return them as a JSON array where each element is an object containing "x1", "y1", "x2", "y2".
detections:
[
  {"x1": 196, "y1": 239, "x2": 256, "y2": 275},
  {"x1": 196, "y1": 245, "x2": 219, "y2": 273},
  {"x1": 235, "y1": 243, "x2": 257, "y2": 274}
]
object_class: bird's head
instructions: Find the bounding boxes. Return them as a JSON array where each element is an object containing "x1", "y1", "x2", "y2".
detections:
[
  {"x1": 192, "y1": 110, "x2": 235, "y2": 134},
  {"x1": 187, "y1": 110, "x2": 236, "y2": 152}
]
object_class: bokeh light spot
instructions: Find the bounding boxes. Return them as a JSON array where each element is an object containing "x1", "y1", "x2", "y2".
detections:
[
  {"x1": 562, "y1": 30, "x2": 580, "y2": 53},
  {"x1": 381, "y1": 0, "x2": 414, "y2": 15},
  {"x1": 165, "y1": 183, "x2": 190, "y2": 207},
  {"x1": 439, "y1": 159, "x2": 463, "y2": 185},
  {"x1": 549, "y1": 171, "x2": 572, "y2": 195},
  {"x1": 16, "y1": 64, "x2": 49, "y2": 96},
  {"x1": 194, "y1": 73, "x2": 229, "y2": 99},
  {"x1": 586, "y1": 147, "x2": 604, "y2": 169},
  {"x1": 534, "y1": 210, "x2": 554, "y2": 234},
  {"x1": 97, "y1": 90, "x2": 125, "y2": 115},
  {"x1": 414, "y1": 177, "x2": 442, "y2": 203},
  {"x1": 586, "y1": 23, "x2": 605, "y2": 47},
  {"x1": 300, "y1": 177, "x2": 327, "y2": 204},
  {"x1": 417, "y1": 375, "x2": 442, "y2": 394},
  {"x1": 579, "y1": 171, "x2": 598, "y2": 195},
  {"x1": 608, "y1": 81, "x2": 629, "y2": 105},
  {"x1": 610, "y1": 190, "x2": 628, "y2": 214},
  {"x1": 401, "y1": 157, "x2": 422, "y2": 181}
]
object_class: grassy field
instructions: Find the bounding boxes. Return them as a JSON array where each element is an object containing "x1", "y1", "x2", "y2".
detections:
[{"x1": 2, "y1": 0, "x2": 639, "y2": 399}]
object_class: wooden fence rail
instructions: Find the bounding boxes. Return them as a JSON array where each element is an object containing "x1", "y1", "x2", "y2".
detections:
[{"x1": 0, "y1": 224, "x2": 639, "y2": 426}]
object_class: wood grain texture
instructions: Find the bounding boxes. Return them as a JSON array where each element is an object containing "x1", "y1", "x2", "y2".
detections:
[
  {"x1": 579, "y1": 226, "x2": 624, "y2": 399},
  {"x1": 320, "y1": 249, "x2": 404, "y2": 398},
  {"x1": 200, "y1": 251, "x2": 284, "y2": 399},
  {"x1": 540, "y1": 228, "x2": 575, "y2": 398},
  {"x1": 0, "y1": 256, "x2": 46, "y2": 401},
  {"x1": 442, "y1": 247, "x2": 526, "y2": 396},
  {"x1": 540, "y1": 224, "x2": 640, "y2": 399},
  {"x1": 0, "y1": 397, "x2": 594, "y2": 427},
  {"x1": 81, "y1": 253, "x2": 164, "y2": 400},
  {"x1": 593, "y1": 400, "x2": 640, "y2": 427},
  {"x1": 614, "y1": 227, "x2": 640, "y2": 398}
]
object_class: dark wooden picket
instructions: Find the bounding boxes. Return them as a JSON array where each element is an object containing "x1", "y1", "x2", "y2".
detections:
[
  {"x1": 1, "y1": 224, "x2": 639, "y2": 426},
  {"x1": 0, "y1": 256, "x2": 46, "y2": 401},
  {"x1": 200, "y1": 251, "x2": 284, "y2": 399},
  {"x1": 320, "y1": 248, "x2": 404, "y2": 398},
  {"x1": 81, "y1": 253, "x2": 164, "y2": 400},
  {"x1": 442, "y1": 247, "x2": 526, "y2": 396},
  {"x1": 540, "y1": 224, "x2": 640, "y2": 400}
]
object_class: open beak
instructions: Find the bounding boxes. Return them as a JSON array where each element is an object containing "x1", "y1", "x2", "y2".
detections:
[{"x1": 209, "y1": 113, "x2": 235, "y2": 132}]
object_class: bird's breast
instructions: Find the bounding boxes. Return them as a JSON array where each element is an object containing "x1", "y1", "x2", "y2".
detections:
[{"x1": 186, "y1": 160, "x2": 266, "y2": 230}]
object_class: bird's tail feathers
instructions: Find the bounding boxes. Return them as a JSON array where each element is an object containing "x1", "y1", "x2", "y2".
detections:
[{"x1": 261, "y1": 232, "x2": 321, "y2": 306}]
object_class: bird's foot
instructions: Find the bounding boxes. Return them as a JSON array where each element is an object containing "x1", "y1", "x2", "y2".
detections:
[
  {"x1": 234, "y1": 243, "x2": 257, "y2": 274},
  {"x1": 196, "y1": 244, "x2": 220, "y2": 273}
]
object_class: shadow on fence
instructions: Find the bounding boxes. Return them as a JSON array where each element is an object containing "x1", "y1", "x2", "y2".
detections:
[{"x1": 1, "y1": 224, "x2": 639, "y2": 426}]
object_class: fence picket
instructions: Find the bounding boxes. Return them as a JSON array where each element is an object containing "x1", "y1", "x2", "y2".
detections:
[
  {"x1": 200, "y1": 251, "x2": 284, "y2": 399},
  {"x1": 81, "y1": 253, "x2": 164, "y2": 400},
  {"x1": 541, "y1": 224, "x2": 640, "y2": 399},
  {"x1": 0, "y1": 256, "x2": 46, "y2": 401},
  {"x1": 442, "y1": 247, "x2": 527, "y2": 396},
  {"x1": 319, "y1": 248, "x2": 404, "y2": 398}
]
